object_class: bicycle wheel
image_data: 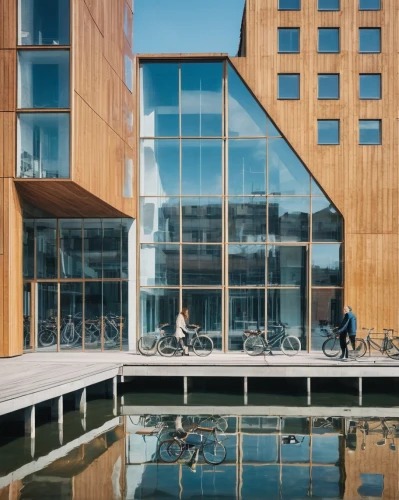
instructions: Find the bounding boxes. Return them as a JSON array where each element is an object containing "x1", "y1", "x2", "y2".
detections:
[
  {"x1": 281, "y1": 336, "x2": 301, "y2": 356},
  {"x1": 202, "y1": 441, "x2": 227, "y2": 465},
  {"x1": 322, "y1": 337, "x2": 341, "y2": 358},
  {"x1": 39, "y1": 328, "x2": 57, "y2": 348},
  {"x1": 104, "y1": 322, "x2": 119, "y2": 342},
  {"x1": 158, "y1": 439, "x2": 183, "y2": 463},
  {"x1": 157, "y1": 336, "x2": 178, "y2": 357},
  {"x1": 244, "y1": 335, "x2": 265, "y2": 356},
  {"x1": 348, "y1": 338, "x2": 367, "y2": 358},
  {"x1": 192, "y1": 335, "x2": 213, "y2": 357},
  {"x1": 138, "y1": 335, "x2": 158, "y2": 356},
  {"x1": 386, "y1": 337, "x2": 399, "y2": 360}
]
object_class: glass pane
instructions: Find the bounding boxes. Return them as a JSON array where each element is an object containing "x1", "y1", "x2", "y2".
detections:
[
  {"x1": 103, "y1": 281, "x2": 122, "y2": 350},
  {"x1": 85, "y1": 282, "x2": 102, "y2": 350},
  {"x1": 359, "y1": 120, "x2": 381, "y2": 145},
  {"x1": 359, "y1": 74, "x2": 381, "y2": 99},
  {"x1": 140, "y1": 289, "x2": 179, "y2": 335},
  {"x1": 359, "y1": 28, "x2": 381, "y2": 53},
  {"x1": 140, "y1": 244, "x2": 180, "y2": 286},
  {"x1": 243, "y1": 435, "x2": 278, "y2": 462},
  {"x1": 182, "y1": 289, "x2": 222, "y2": 350},
  {"x1": 121, "y1": 219, "x2": 130, "y2": 279},
  {"x1": 312, "y1": 198, "x2": 343, "y2": 242},
  {"x1": 312, "y1": 244, "x2": 343, "y2": 286},
  {"x1": 18, "y1": 51, "x2": 70, "y2": 108},
  {"x1": 228, "y1": 289, "x2": 265, "y2": 351},
  {"x1": 318, "y1": 0, "x2": 340, "y2": 10},
  {"x1": 182, "y1": 245, "x2": 222, "y2": 285},
  {"x1": 228, "y1": 197, "x2": 266, "y2": 242},
  {"x1": 23, "y1": 220, "x2": 35, "y2": 278},
  {"x1": 318, "y1": 28, "x2": 340, "y2": 53},
  {"x1": 282, "y1": 436, "x2": 310, "y2": 462},
  {"x1": 140, "y1": 63, "x2": 179, "y2": 136},
  {"x1": 312, "y1": 436, "x2": 339, "y2": 463},
  {"x1": 36, "y1": 219, "x2": 57, "y2": 278},
  {"x1": 317, "y1": 120, "x2": 339, "y2": 145},
  {"x1": 140, "y1": 139, "x2": 179, "y2": 195},
  {"x1": 267, "y1": 245, "x2": 306, "y2": 286},
  {"x1": 312, "y1": 466, "x2": 340, "y2": 498},
  {"x1": 18, "y1": 0, "x2": 70, "y2": 45},
  {"x1": 59, "y1": 219, "x2": 82, "y2": 278},
  {"x1": 23, "y1": 283, "x2": 32, "y2": 350},
  {"x1": 278, "y1": 74, "x2": 299, "y2": 99},
  {"x1": 228, "y1": 139, "x2": 266, "y2": 195},
  {"x1": 182, "y1": 197, "x2": 222, "y2": 243},
  {"x1": 311, "y1": 179, "x2": 324, "y2": 196},
  {"x1": 228, "y1": 245, "x2": 266, "y2": 286},
  {"x1": 318, "y1": 74, "x2": 339, "y2": 99},
  {"x1": 103, "y1": 219, "x2": 121, "y2": 278},
  {"x1": 181, "y1": 62, "x2": 223, "y2": 136},
  {"x1": 279, "y1": 0, "x2": 300, "y2": 9},
  {"x1": 268, "y1": 138, "x2": 310, "y2": 194},
  {"x1": 83, "y1": 219, "x2": 102, "y2": 279},
  {"x1": 121, "y1": 281, "x2": 129, "y2": 350},
  {"x1": 18, "y1": 113, "x2": 70, "y2": 178},
  {"x1": 60, "y1": 283, "x2": 83, "y2": 350},
  {"x1": 268, "y1": 118, "x2": 281, "y2": 137},
  {"x1": 268, "y1": 197, "x2": 310, "y2": 242},
  {"x1": 37, "y1": 283, "x2": 58, "y2": 351},
  {"x1": 182, "y1": 139, "x2": 222, "y2": 195},
  {"x1": 267, "y1": 289, "x2": 307, "y2": 350},
  {"x1": 228, "y1": 64, "x2": 266, "y2": 137},
  {"x1": 311, "y1": 289, "x2": 342, "y2": 351},
  {"x1": 282, "y1": 467, "x2": 310, "y2": 498},
  {"x1": 242, "y1": 466, "x2": 279, "y2": 499},
  {"x1": 359, "y1": 0, "x2": 380, "y2": 9},
  {"x1": 140, "y1": 197, "x2": 180, "y2": 243},
  {"x1": 278, "y1": 28, "x2": 300, "y2": 53}
]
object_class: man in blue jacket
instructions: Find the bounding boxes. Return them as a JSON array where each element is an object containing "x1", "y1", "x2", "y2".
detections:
[{"x1": 335, "y1": 306, "x2": 357, "y2": 360}]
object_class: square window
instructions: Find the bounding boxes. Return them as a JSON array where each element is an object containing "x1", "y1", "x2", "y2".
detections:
[
  {"x1": 278, "y1": 28, "x2": 300, "y2": 53},
  {"x1": 359, "y1": 0, "x2": 381, "y2": 10},
  {"x1": 359, "y1": 74, "x2": 381, "y2": 99},
  {"x1": 279, "y1": 0, "x2": 300, "y2": 9},
  {"x1": 318, "y1": 28, "x2": 340, "y2": 53},
  {"x1": 318, "y1": 0, "x2": 340, "y2": 11},
  {"x1": 359, "y1": 120, "x2": 381, "y2": 145},
  {"x1": 359, "y1": 28, "x2": 381, "y2": 53},
  {"x1": 318, "y1": 74, "x2": 339, "y2": 99},
  {"x1": 278, "y1": 74, "x2": 300, "y2": 99},
  {"x1": 318, "y1": 120, "x2": 340, "y2": 145}
]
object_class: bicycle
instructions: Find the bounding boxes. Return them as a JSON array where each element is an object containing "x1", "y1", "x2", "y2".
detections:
[
  {"x1": 158, "y1": 425, "x2": 227, "y2": 465},
  {"x1": 243, "y1": 328, "x2": 301, "y2": 356},
  {"x1": 138, "y1": 323, "x2": 169, "y2": 356},
  {"x1": 321, "y1": 330, "x2": 367, "y2": 358},
  {"x1": 363, "y1": 327, "x2": 399, "y2": 359},
  {"x1": 157, "y1": 326, "x2": 213, "y2": 357}
]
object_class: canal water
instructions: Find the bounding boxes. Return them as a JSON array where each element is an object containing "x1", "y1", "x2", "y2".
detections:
[{"x1": 0, "y1": 391, "x2": 398, "y2": 499}]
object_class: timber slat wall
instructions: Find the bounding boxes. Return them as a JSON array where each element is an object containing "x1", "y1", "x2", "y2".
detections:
[{"x1": 231, "y1": 0, "x2": 399, "y2": 333}]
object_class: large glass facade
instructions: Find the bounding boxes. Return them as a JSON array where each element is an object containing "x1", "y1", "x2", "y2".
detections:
[
  {"x1": 23, "y1": 219, "x2": 130, "y2": 351},
  {"x1": 139, "y1": 60, "x2": 344, "y2": 351}
]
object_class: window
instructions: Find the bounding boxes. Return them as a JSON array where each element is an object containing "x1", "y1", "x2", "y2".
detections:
[
  {"x1": 318, "y1": 0, "x2": 340, "y2": 11},
  {"x1": 359, "y1": 74, "x2": 381, "y2": 99},
  {"x1": 359, "y1": 28, "x2": 381, "y2": 53},
  {"x1": 318, "y1": 28, "x2": 340, "y2": 53},
  {"x1": 278, "y1": 28, "x2": 300, "y2": 53},
  {"x1": 359, "y1": 120, "x2": 381, "y2": 145},
  {"x1": 278, "y1": 74, "x2": 300, "y2": 99},
  {"x1": 318, "y1": 74, "x2": 339, "y2": 99},
  {"x1": 18, "y1": 0, "x2": 70, "y2": 45},
  {"x1": 278, "y1": 0, "x2": 300, "y2": 10},
  {"x1": 359, "y1": 0, "x2": 381, "y2": 10},
  {"x1": 317, "y1": 120, "x2": 340, "y2": 145}
]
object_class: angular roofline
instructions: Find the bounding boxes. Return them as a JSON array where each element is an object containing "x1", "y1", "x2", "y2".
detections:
[{"x1": 237, "y1": 1, "x2": 247, "y2": 57}]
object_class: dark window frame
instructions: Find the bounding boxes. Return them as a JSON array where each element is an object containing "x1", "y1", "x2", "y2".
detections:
[
  {"x1": 359, "y1": 119, "x2": 382, "y2": 145},
  {"x1": 317, "y1": 119, "x2": 340, "y2": 145},
  {"x1": 278, "y1": 73, "x2": 300, "y2": 100},
  {"x1": 317, "y1": 28, "x2": 340, "y2": 54},
  {"x1": 278, "y1": 28, "x2": 300, "y2": 54},
  {"x1": 318, "y1": 73, "x2": 340, "y2": 100},
  {"x1": 359, "y1": 28, "x2": 381, "y2": 53},
  {"x1": 359, "y1": 73, "x2": 382, "y2": 100}
]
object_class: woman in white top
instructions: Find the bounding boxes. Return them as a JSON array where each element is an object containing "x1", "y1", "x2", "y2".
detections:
[{"x1": 175, "y1": 307, "x2": 189, "y2": 356}]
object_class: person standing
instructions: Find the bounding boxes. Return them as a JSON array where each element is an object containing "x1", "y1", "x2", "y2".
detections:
[
  {"x1": 335, "y1": 306, "x2": 357, "y2": 360},
  {"x1": 175, "y1": 307, "x2": 190, "y2": 356}
]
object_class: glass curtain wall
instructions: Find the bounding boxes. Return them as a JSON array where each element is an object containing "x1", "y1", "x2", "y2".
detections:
[
  {"x1": 23, "y1": 219, "x2": 130, "y2": 351},
  {"x1": 139, "y1": 61, "x2": 344, "y2": 351}
]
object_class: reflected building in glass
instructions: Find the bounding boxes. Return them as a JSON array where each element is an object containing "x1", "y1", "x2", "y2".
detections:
[{"x1": 138, "y1": 61, "x2": 343, "y2": 352}]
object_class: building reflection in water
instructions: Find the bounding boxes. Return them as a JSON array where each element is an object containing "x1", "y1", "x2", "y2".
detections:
[{"x1": 0, "y1": 413, "x2": 398, "y2": 499}]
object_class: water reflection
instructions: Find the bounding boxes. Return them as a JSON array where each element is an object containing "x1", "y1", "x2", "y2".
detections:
[{"x1": 1, "y1": 406, "x2": 399, "y2": 499}]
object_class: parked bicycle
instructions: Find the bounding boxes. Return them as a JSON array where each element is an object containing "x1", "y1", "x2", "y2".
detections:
[
  {"x1": 138, "y1": 323, "x2": 169, "y2": 356},
  {"x1": 321, "y1": 329, "x2": 367, "y2": 358},
  {"x1": 362, "y1": 327, "x2": 399, "y2": 359},
  {"x1": 243, "y1": 328, "x2": 301, "y2": 356},
  {"x1": 157, "y1": 325, "x2": 213, "y2": 357}
]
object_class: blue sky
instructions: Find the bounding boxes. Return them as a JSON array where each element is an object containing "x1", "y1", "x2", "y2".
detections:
[{"x1": 134, "y1": 0, "x2": 246, "y2": 55}]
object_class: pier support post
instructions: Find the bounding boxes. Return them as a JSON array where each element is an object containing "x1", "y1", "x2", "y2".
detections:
[
  {"x1": 112, "y1": 376, "x2": 117, "y2": 416},
  {"x1": 75, "y1": 388, "x2": 87, "y2": 430},
  {"x1": 184, "y1": 376, "x2": 188, "y2": 405},
  {"x1": 24, "y1": 405, "x2": 35, "y2": 458},
  {"x1": 244, "y1": 377, "x2": 248, "y2": 406},
  {"x1": 307, "y1": 378, "x2": 311, "y2": 406},
  {"x1": 51, "y1": 395, "x2": 64, "y2": 445},
  {"x1": 359, "y1": 377, "x2": 362, "y2": 406}
]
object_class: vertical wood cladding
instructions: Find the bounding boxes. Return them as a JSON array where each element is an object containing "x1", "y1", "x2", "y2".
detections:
[{"x1": 231, "y1": 0, "x2": 399, "y2": 332}]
